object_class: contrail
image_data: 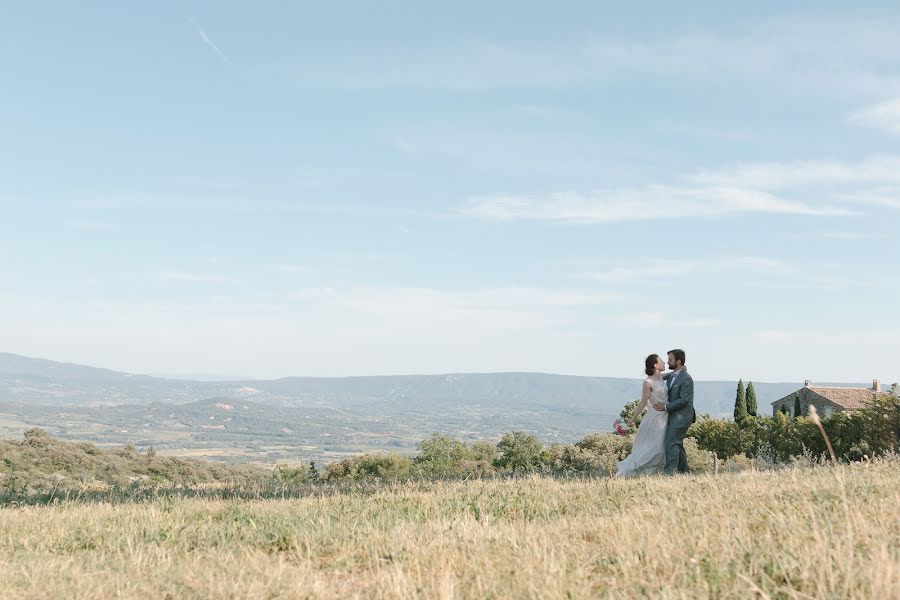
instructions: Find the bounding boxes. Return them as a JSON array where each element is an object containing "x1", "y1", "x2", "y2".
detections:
[
  {"x1": 169, "y1": 0, "x2": 233, "y2": 66},
  {"x1": 197, "y1": 27, "x2": 233, "y2": 65}
]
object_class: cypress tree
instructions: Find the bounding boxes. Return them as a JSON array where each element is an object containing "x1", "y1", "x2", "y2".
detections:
[
  {"x1": 745, "y1": 381, "x2": 758, "y2": 416},
  {"x1": 793, "y1": 394, "x2": 803, "y2": 418},
  {"x1": 734, "y1": 379, "x2": 748, "y2": 423}
]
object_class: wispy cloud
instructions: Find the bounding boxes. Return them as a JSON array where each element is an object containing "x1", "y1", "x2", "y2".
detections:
[
  {"x1": 849, "y1": 97, "x2": 900, "y2": 135},
  {"x1": 690, "y1": 156, "x2": 900, "y2": 189},
  {"x1": 821, "y1": 231, "x2": 885, "y2": 241},
  {"x1": 838, "y1": 188, "x2": 900, "y2": 210},
  {"x1": 63, "y1": 219, "x2": 116, "y2": 231},
  {"x1": 743, "y1": 329, "x2": 897, "y2": 345},
  {"x1": 463, "y1": 186, "x2": 850, "y2": 224},
  {"x1": 575, "y1": 256, "x2": 871, "y2": 291},
  {"x1": 616, "y1": 312, "x2": 723, "y2": 330},
  {"x1": 265, "y1": 19, "x2": 900, "y2": 95},
  {"x1": 276, "y1": 264, "x2": 310, "y2": 273},
  {"x1": 464, "y1": 154, "x2": 900, "y2": 225},
  {"x1": 576, "y1": 257, "x2": 784, "y2": 284},
  {"x1": 159, "y1": 270, "x2": 236, "y2": 284}
]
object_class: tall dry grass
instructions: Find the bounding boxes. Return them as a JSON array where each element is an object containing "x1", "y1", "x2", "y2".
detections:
[{"x1": 1, "y1": 459, "x2": 898, "y2": 599}]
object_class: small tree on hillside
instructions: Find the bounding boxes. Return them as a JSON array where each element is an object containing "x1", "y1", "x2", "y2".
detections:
[
  {"x1": 793, "y1": 394, "x2": 803, "y2": 418},
  {"x1": 415, "y1": 433, "x2": 471, "y2": 478},
  {"x1": 745, "y1": 382, "x2": 758, "y2": 417},
  {"x1": 734, "y1": 380, "x2": 748, "y2": 423},
  {"x1": 495, "y1": 431, "x2": 544, "y2": 473}
]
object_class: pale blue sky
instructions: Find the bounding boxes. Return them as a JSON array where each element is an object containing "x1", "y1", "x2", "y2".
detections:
[{"x1": 1, "y1": 2, "x2": 898, "y2": 382}]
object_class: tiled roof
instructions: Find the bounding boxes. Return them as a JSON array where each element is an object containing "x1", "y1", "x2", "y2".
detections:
[{"x1": 772, "y1": 386, "x2": 877, "y2": 410}]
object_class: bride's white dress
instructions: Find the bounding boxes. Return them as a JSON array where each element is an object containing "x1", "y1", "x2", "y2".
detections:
[{"x1": 617, "y1": 377, "x2": 668, "y2": 476}]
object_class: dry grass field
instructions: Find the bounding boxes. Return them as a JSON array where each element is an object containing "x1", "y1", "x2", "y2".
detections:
[{"x1": 1, "y1": 459, "x2": 898, "y2": 599}]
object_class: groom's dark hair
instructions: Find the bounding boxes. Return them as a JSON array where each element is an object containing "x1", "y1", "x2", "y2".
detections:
[{"x1": 668, "y1": 348, "x2": 686, "y2": 366}]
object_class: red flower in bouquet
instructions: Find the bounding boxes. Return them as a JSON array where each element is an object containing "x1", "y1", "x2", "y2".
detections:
[{"x1": 613, "y1": 418, "x2": 631, "y2": 436}]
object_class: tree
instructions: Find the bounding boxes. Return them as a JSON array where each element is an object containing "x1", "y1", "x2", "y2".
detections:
[
  {"x1": 734, "y1": 380, "x2": 748, "y2": 423},
  {"x1": 495, "y1": 431, "x2": 544, "y2": 473},
  {"x1": 745, "y1": 382, "x2": 758, "y2": 417},
  {"x1": 415, "y1": 433, "x2": 471, "y2": 478},
  {"x1": 857, "y1": 393, "x2": 900, "y2": 455},
  {"x1": 308, "y1": 461, "x2": 319, "y2": 481},
  {"x1": 793, "y1": 394, "x2": 803, "y2": 418}
]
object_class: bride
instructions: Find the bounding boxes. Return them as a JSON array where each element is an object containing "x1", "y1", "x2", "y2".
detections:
[{"x1": 616, "y1": 354, "x2": 669, "y2": 476}]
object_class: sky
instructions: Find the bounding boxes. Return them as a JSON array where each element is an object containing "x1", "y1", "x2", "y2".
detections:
[{"x1": 1, "y1": 1, "x2": 898, "y2": 383}]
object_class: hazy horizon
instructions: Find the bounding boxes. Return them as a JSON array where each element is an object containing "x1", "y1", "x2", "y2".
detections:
[{"x1": 1, "y1": 351, "x2": 890, "y2": 388}]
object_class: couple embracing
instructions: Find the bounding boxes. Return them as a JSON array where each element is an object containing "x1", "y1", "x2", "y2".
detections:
[{"x1": 617, "y1": 349, "x2": 695, "y2": 477}]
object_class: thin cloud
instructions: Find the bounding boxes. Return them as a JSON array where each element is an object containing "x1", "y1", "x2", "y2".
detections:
[
  {"x1": 63, "y1": 219, "x2": 116, "y2": 231},
  {"x1": 576, "y1": 257, "x2": 785, "y2": 284},
  {"x1": 616, "y1": 312, "x2": 722, "y2": 329},
  {"x1": 849, "y1": 97, "x2": 900, "y2": 135},
  {"x1": 265, "y1": 19, "x2": 900, "y2": 95},
  {"x1": 159, "y1": 270, "x2": 236, "y2": 284},
  {"x1": 463, "y1": 186, "x2": 850, "y2": 224},
  {"x1": 276, "y1": 264, "x2": 310, "y2": 273},
  {"x1": 689, "y1": 156, "x2": 900, "y2": 189}
]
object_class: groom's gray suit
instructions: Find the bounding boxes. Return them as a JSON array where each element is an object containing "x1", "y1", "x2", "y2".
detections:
[{"x1": 664, "y1": 368, "x2": 695, "y2": 474}]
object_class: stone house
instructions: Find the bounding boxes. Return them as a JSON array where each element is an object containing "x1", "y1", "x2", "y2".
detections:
[{"x1": 771, "y1": 380, "x2": 890, "y2": 417}]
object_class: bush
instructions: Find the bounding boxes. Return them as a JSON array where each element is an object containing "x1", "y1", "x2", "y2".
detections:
[
  {"x1": 0, "y1": 431, "x2": 270, "y2": 498},
  {"x1": 495, "y1": 432, "x2": 544, "y2": 473},
  {"x1": 688, "y1": 417, "x2": 745, "y2": 459},
  {"x1": 684, "y1": 438, "x2": 716, "y2": 473},
  {"x1": 273, "y1": 463, "x2": 310, "y2": 486},
  {"x1": 322, "y1": 453, "x2": 413, "y2": 482},
  {"x1": 414, "y1": 434, "x2": 472, "y2": 479},
  {"x1": 545, "y1": 433, "x2": 633, "y2": 476}
]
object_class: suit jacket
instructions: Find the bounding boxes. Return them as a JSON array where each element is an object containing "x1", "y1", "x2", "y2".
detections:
[{"x1": 665, "y1": 369, "x2": 696, "y2": 428}]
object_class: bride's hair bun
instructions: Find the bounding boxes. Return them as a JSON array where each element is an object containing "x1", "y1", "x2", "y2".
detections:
[{"x1": 644, "y1": 354, "x2": 659, "y2": 376}]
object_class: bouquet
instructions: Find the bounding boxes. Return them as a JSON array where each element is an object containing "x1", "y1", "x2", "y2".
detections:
[{"x1": 613, "y1": 418, "x2": 631, "y2": 436}]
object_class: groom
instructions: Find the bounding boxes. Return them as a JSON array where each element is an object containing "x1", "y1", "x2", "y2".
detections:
[{"x1": 652, "y1": 348, "x2": 695, "y2": 474}]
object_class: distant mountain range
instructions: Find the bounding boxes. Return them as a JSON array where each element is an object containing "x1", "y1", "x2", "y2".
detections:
[{"x1": 0, "y1": 352, "x2": 876, "y2": 464}]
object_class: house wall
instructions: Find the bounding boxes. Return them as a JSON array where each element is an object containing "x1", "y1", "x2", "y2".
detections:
[{"x1": 771, "y1": 394, "x2": 841, "y2": 418}]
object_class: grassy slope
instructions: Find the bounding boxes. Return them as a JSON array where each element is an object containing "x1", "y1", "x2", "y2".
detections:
[{"x1": 1, "y1": 460, "x2": 897, "y2": 599}]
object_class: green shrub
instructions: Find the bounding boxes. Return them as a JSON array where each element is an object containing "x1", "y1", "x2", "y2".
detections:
[
  {"x1": 495, "y1": 432, "x2": 544, "y2": 473},
  {"x1": 273, "y1": 463, "x2": 310, "y2": 486},
  {"x1": 688, "y1": 417, "x2": 745, "y2": 459}
]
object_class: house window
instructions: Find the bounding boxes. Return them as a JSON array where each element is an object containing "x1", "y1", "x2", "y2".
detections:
[{"x1": 823, "y1": 406, "x2": 834, "y2": 417}]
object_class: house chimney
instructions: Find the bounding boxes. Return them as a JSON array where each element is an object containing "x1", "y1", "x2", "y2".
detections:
[
  {"x1": 804, "y1": 380, "x2": 812, "y2": 387},
  {"x1": 872, "y1": 379, "x2": 881, "y2": 393}
]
